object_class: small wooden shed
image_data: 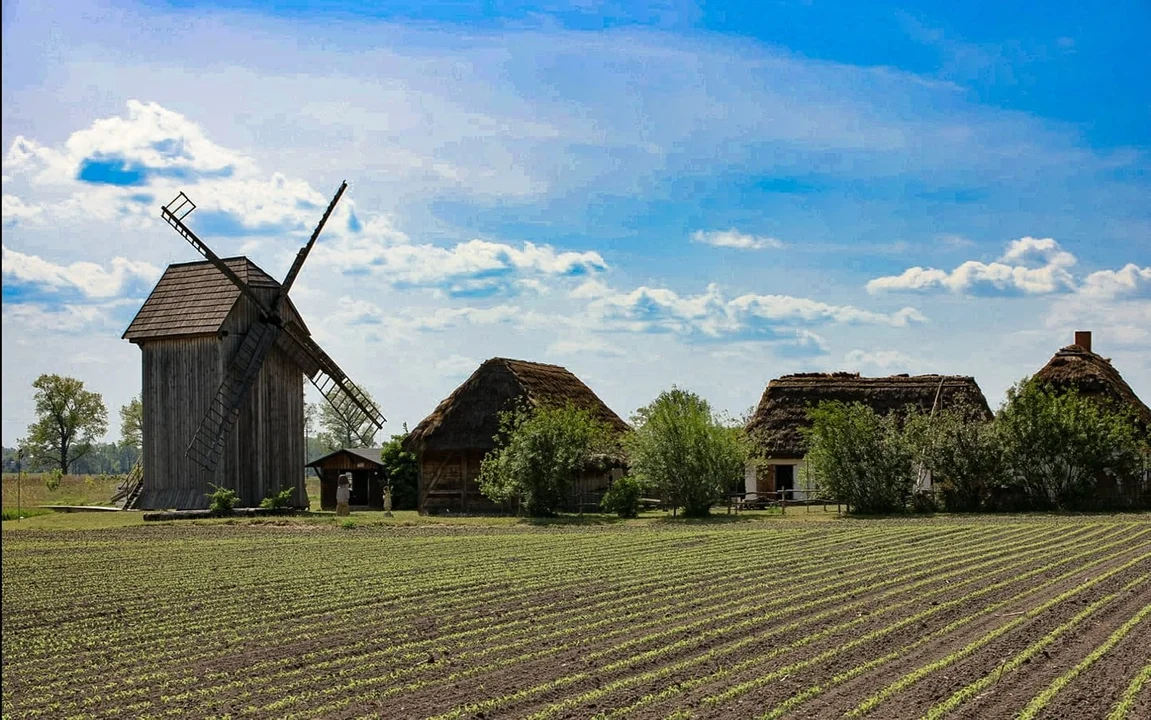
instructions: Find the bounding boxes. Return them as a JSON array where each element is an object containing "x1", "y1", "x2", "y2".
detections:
[
  {"x1": 306, "y1": 448, "x2": 386, "y2": 510},
  {"x1": 404, "y1": 357, "x2": 630, "y2": 514},
  {"x1": 743, "y1": 372, "x2": 992, "y2": 499}
]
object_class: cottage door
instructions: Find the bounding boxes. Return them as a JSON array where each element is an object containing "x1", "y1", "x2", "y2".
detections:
[{"x1": 776, "y1": 465, "x2": 795, "y2": 500}]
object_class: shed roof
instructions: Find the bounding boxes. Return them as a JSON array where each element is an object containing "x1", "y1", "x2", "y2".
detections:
[
  {"x1": 745, "y1": 372, "x2": 992, "y2": 459},
  {"x1": 1033, "y1": 344, "x2": 1151, "y2": 434},
  {"x1": 305, "y1": 447, "x2": 384, "y2": 469},
  {"x1": 122, "y1": 257, "x2": 308, "y2": 341},
  {"x1": 405, "y1": 357, "x2": 629, "y2": 453}
]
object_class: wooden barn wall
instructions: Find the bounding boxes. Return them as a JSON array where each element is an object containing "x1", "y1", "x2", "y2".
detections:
[
  {"x1": 418, "y1": 449, "x2": 499, "y2": 513},
  {"x1": 139, "y1": 336, "x2": 222, "y2": 509},
  {"x1": 218, "y1": 291, "x2": 306, "y2": 508}
]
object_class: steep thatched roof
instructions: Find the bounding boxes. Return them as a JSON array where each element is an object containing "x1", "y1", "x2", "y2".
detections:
[
  {"x1": 405, "y1": 358, "x2": 629, "y2": 453},
  {"x1": 1033, "y1": 344, "x2": 1151, "y2": 433},
  {"x1": 745, "y1": 372, "x2": 992, "y2": 459}
]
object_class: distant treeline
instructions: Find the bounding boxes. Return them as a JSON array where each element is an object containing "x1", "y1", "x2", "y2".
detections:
[{"x1": 2, "y1": 444, "x2": 140, "y2": 476}]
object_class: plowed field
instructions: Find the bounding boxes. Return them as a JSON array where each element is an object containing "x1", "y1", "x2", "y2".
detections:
[{"x1": 3, "y1": 516, "x2": 1149, "y2": 719}]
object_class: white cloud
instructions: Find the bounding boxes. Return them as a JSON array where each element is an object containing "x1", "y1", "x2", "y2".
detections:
[
  {"x1": 691, "y1": 229, "x2": 784, "y2": 250},
  {"x1": 2, "y1": 245, "x2": 162, "y2": 298},
  {"x1": 1078, "y1": 264, "x2": 1151, "y2": 299},
  {"x1": 1, "y1": 194, "x2": 43, "y2": 225},
  {"x1": 547, "y1": 337, "x2": 626, "y2": 357},
  {"x1": 843, "y1": 349, "x2": 917, "y2": 374},
  {"x1": 1, "y1": 299, "x2": 135, "y2": 333},
  {"x1": 312, "y1": 229, "x2": 608, "y2": 296},
  {"x1": 2, "y1": 101, "x2": 341, "y2": 238},
  {"x1": 866, "y1": 236, "x2": 1078, "y2": 295},
  {"x1": 3, "y1": 100, "x2": 249, "y2": 185},
  {"x1": 574, "y1": 279, "x2": 926, "y2": 339},
  {"x1": 434, "y1": 354, "x2": 479, "y2": 376}
]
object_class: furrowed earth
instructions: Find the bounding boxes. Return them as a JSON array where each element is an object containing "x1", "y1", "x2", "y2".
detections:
[{"x1": 2, "y1": 514, "x2": 1149, "y2": 719}]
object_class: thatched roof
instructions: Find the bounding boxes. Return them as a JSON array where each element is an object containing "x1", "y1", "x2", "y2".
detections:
[
  {"x1": 745, "y1": 372, "x2": 992, "y2": 459},
  {"x1": 405, "y1": 358, "x2": 629, "y2": 453},
  {"x1": 123, "y1": 257, "x2": 308, "y2": 341},
  {"x1": 1033, "y1": 344, "x2": 1151, "y2": 434}
]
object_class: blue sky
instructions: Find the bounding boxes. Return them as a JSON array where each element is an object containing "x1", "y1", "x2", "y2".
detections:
[{"x1": 2, "y1": 0, "x2": 1148, "y2": 445}]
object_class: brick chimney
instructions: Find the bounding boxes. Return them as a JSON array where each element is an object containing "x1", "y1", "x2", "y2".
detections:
[{"x1": 1074, "y1": 331, "x2": 1092, "y2": 353}]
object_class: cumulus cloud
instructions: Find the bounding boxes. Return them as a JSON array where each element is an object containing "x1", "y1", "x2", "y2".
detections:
[
  {"x1": 312, "y1": 225, "x2": 608, "y2": 297},
  {"x1": 691, "y1": 229, "x2": 784, "y2": 250},
  {"x1": 1077, "y1": 264, "x2": 1151, "y2": 299},
  {"x1": 866, "y1": 236, "x2": 1078, "y2": 295},
  {"x1": 1, "y1": 100, "x2": 346, "y2": 238},
  {"x1": 2, "y1": 245, "x2": 162, "y2": 298},
  {"x1": 4, "y1": 100, "x2": 248, "y2": 186},
  {"x1": 573, "y1": 279, "x2": 925, "y2": 340}
]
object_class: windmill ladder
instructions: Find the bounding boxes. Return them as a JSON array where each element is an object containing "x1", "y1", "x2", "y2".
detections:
[{"x1": 186, "y1": 321, "x2": 281, "y2": 472}]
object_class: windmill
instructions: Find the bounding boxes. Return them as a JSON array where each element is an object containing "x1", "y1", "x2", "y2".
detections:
[{"x1": 122, "y1": 181, "x2": 385, "y2": 509}]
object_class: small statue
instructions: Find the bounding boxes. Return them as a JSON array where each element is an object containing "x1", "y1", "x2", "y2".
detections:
[{"x1": 383, "y1": 483, "x2": 393, "y2": 517}]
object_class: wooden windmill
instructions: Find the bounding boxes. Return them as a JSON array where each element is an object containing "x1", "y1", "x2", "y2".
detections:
[{"x1": 122, "y1": 182, "x2": 385, "y2": 510}]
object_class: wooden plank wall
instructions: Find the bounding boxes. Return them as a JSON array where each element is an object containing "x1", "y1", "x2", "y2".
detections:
[
  {"x1": 140, "y1": 336, "x2": 220, "y2": 508},
  {"x1": 138, "y1": 288, "x2": 306, "y2": 509}
]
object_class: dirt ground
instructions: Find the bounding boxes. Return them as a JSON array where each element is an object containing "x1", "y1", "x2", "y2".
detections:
[{"x1": 3, "y1": 514, "x2": 1149, "y2": 719}]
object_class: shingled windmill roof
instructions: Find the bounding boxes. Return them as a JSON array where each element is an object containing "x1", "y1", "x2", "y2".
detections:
[
  {"x1": 745, "y1": 372, "x2": 992, "y2": 459},
  {"x1": 405, "y1": 357, "x2": 630, "y2": 453},
  {"x1": 122, "y1": 257, "x2": 308, "y2": 341},
  {"x1": 1033, "y1": 342, "x2": 1151, "y2": 435}
]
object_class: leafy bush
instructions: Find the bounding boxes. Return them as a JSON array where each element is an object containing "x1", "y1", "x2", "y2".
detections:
[
  {"x1": 259, "y1": 487, "x2": 295, "y2": 510},
  {"x1": 803, "y1": 401, "x2": 916, "y2": 515},
  {"x1": 601, "y1": 475, "x2": 644, "y2": 518},
  {"x1": 904, "y1": 401, "x2": 1003, "y2": 512},
  {"x1": 206, "y1": 484, "x2": 239, "y2": 515},
  {"x1": 339, "y1": 519, "x2": 357, "y2": 529},
  {"x1": 996, "y1": 379, "x2": 1144, "y2": 510},
  {"x1": 44, "y1": 468, "x2": 63, "y2": 492},
  {"x1": 380, "y1": 428, "x2": 419, "y2": 510},
  {"x1": 479, "y1": 401, "x2": 614, "y2": 517},
  {"x1": 626, "y1": 387, "x2": 750, "y2": 518}
]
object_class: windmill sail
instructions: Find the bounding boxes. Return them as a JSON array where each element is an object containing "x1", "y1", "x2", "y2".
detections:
[
  {"x1": 159, "y1": 181, "x2": 385, "y2": 474},
  {"x1": 281, "y1": 325, "x2": 386, "y2": 442}
]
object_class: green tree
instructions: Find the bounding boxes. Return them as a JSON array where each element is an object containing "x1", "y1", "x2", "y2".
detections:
[
  {"x1": 803, "y1": 401, "x2": 916, "y2": 514},
  {"x1": 24, "y1": 374, "x2": 109, "y2": 474},
  {"x1": 625, "y1": 387, "x2": 749, "y2": 518},
  {"x1": 379, "y1": 424, "x2": 419, "y2": 510},
  {"x1": 119, "y1": 395, "x2": 143, "y2": 449},
  {"x1": 316, "y1": 386, "x2": 379, "y2": 450},
  {"x1": 904, "y1": 401, "x2": 1003, "y2": 512},
  {"x1": 996, "y1": 379, "x2": 1144, "y2": 510},
  {"x1": 479, "y1": 402, "x2": 614, "y2": 517}
]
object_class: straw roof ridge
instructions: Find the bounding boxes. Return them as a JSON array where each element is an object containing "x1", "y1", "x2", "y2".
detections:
[
  {"x1": 405, "y1": 357, "x2": 629, "y2": 453},
  {"x1": 745, "y1": 371, "x2": 992, "y2": 459},
  {"x1": 1033, "y1": 344, "x2": 1151, "y2": 433}
]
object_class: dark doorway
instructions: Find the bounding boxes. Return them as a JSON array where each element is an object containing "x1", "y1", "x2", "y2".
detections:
[
  {"x1": 775, "y1": 464, "x2": 795, "y2": 499},
  {"x1": 351, "y1": 471, "x2": 370, "y2": 506}
]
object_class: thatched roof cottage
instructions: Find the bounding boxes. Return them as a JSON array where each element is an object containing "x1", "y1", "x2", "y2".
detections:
[
  {"x1": 1033, "y1": 331, "x2": 1150, "y2": 507},
  {"x1": 1033, "y1": 332, "x2": 1151, "y2": 438},
  {"x1": 743, "y1": 372, "x2": 992, "y2": 499},
  {"x1": 405, "y1": 358, "x2": 630, "y2": 513}
]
